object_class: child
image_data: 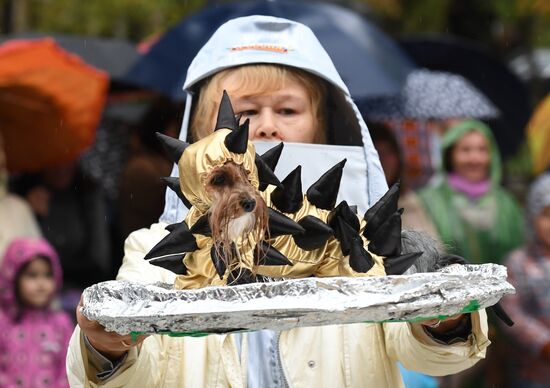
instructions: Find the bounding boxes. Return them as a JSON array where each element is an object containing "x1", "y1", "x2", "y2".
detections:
[{"x1": 0, "y1": 237, "x2": 73, "y2": 388}]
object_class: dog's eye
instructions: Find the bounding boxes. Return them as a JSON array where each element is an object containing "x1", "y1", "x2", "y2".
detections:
[{"x1": 211, "y1": 174, "x2": 226, "y2": 186}]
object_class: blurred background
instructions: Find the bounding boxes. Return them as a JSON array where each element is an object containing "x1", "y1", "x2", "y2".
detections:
[{"x1": 2, "y1": 1, "x2": 550, "y2": 387}]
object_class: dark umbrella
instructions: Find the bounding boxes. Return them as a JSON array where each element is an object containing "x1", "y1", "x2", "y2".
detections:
[
  {"x1": 125, "y1": 0, "x2": 416, "y2": 100},
  {"x1": 399, "y1": 35, "x2": 532, "y2": 158},
  {"x1": 0, "y1": 33, "x2": 140, "y2": 81},
  {"x1": 361, "y1": 68, "x2": 500, "y2": 120}
]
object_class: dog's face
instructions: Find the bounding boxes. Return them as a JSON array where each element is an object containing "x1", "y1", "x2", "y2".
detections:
[{"x1": 205, "y1": 161, "x2": 268, "y2": 248}]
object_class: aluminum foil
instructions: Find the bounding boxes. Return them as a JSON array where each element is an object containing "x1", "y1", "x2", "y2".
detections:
[{"x1": 81, "y1": 264, "x2": 514, "y2": 335}]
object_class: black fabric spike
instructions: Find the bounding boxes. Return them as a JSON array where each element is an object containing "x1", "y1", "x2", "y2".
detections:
[
  {"x1": 384, "y1": 252, "x2": 422, "y2": 275},
  {"x1": 165, "y1": 223, "x2": 179, "y2": 232},
  {"x1": 255, "y1": 241, "x2": 293, "y2": 266},
  {"x1": 189, "y1": 214, "x2": 211, "y2": 236},
  {"x1": 267, "y1": 208, "x2": 305, "y2": 238},
  {"x1": 260, "y1": 142, "x2": 284, "y2": 172},
  {"x1": 368, "y1": 208, "x2": 403, "y2": 257},
  {"x1": 328, "y1": 201, "x2": 360, "y2": 246},
  {"x1": 156, "y1": 132, "x2": 189, "y2": 164},
  {"x1": 349, "y1": 236, "x2": 375, "y2": 273},
  {"x1": 293, "y1": 215, "x2": 333, "y2": 251},
  {"x1": 149, "y1": 255, "x2": 188, "y2": 275},
  {"x1": 334, "y1": 217, "x2": 361, "y2": 256},
  {"x1": 143, "y1": 221, "x2": 198, "y2": 261},
  {"x1": 161, "y1": 177, "x2": 192, "y2": 208},
  {"x1": 270, "y1": 166, "x2": 303, "y2": 213},
  {"x1": 210, "y1": 244, "x2": 228, "y2": 279},
  {"x1": 306, "y1": 159, "x2": 347, "y2": 210},
  {"x1": 224, "y1": 118, "x2": 249, "y2": 154},
  {"x1": 227, "y1": 267, "x2": 257, "y2": 285},
  {"x1": 490, "y1": 303, "x2": 514, "y2": 327},
  {"x1": 215, "y1": 90, "x2": 239, "y2": 131},
  {"x1": 363, "y1": 181, "x2": 401, "y2": 239},
  {"x1": 256, "y1": 155, "x2": 283, "y2": 191}
]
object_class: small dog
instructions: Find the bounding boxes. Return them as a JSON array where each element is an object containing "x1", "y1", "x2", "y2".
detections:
[{"x1": 204, "y1": 161, "x2": 268, "y2": 274}]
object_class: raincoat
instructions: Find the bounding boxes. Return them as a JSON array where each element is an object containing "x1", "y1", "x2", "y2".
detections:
[
  {"x1": 67, "y1": 16, "x2": 490, "y2": 387},
  {"x1": 419, "y1": 120, "x2": 523, "y2": 264},
  {"x1": 0, "y1": 237, "x2": 72, "y2": 388}
]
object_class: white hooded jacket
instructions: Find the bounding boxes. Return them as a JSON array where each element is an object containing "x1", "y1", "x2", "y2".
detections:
[{"x1": 67, "y1": 16, "x2": 489, "y2": 388}]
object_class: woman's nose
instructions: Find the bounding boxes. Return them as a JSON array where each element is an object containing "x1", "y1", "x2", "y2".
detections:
[{"x1": 250, "y1": 112, "x2": 281, "y2": 140}]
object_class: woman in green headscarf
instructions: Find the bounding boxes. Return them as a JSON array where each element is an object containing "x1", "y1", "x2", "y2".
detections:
[{"x1": 419, "y1": 119, "x2": 524, "y2": 264}]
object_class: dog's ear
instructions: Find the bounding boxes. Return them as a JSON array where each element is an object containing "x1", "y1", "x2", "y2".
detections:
[
  {"x1": 161, "y1": 177, "x2": 192, "y2": 209},
  {"x1": 224, "y1": 118, "x2": 249, "y2": 154},
  {"x1": 271, "y1": 166, "x2": 303, "y2": 213},
  {"x1": 306, "y1": 159, "x2": 346, "y2": 210},
  {"x1": 293, "y1": 215, "x2": 333, "y2": 251},
  {"x1": 362, "y1": 181, "x2": 400, "y2": 240},
  {"x1": 156, "y1": 132, "x2": 189, "y2": 164},
  {"x1": 215, "y1": 90, "x2": 239, "y2": 131}
]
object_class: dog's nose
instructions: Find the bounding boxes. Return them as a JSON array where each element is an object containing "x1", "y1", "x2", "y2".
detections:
[{"x1": 240, "y1": 199, "x2": 256, "y2": 212}]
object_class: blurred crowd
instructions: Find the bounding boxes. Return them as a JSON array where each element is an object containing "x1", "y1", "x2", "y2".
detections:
[{"x1": 1, "y1": 2, "x2": 550, "y2": 388}]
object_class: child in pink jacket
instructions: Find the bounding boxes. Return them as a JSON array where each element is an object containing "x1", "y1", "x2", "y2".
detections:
[{"x1": 0, "y1": 237, "x2": 73, "y2": 387}]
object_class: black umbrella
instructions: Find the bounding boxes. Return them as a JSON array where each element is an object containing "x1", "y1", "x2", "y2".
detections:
[
  {"x1": 125, "y1": 0, "x2": 416, "y2": 100},
  {"x1": 399, "y1": 34, "x2": 532, "y2": 158},
  {"x1": 361, "y1": 68, "x2": 500, "y2": 121}
]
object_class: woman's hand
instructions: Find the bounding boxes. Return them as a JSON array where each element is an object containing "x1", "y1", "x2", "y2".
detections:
[
  {"x1": 76, "y1": 296, "x2": 148, "y2": 361},
  {"x1": 419, "y1": 314, "x2": 468, "y2": 335}
]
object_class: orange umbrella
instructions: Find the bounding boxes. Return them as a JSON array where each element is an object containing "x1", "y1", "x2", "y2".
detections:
[
  {"x1": 526, "y1": 93, "x2": 550, "y2": 175},
  {"x1": 0, "y1": 38, "x2": 109, "y2": 172}
]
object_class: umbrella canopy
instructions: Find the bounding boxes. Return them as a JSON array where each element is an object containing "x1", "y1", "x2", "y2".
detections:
[
  {"x1": 526, "y1": 93, "x2": 550, "y2": 174},
  {"x1": 0, "y1": 38, "x2": 109, "y2": 172},
  {"x1": 361, "y1": 69, "x2": 500, "y2": 121},
  {"x1": 125, "y1": 0, "x2": 416, "y2": 100},
  {"x1": 0, "y1": 33, "x2": 140, "y2": 81},
  {"x1": 400, "y1": 34, "x2": 531, "y2": 158}
]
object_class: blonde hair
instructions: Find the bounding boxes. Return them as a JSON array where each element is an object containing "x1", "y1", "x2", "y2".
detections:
[{"x1": 190, "y1": 64, "x2": 327, "y2": 143}]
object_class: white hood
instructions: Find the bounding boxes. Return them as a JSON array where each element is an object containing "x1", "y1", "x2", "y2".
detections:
[{"x1": 161, "y1": 15, "x2": 387, "y2": 223}]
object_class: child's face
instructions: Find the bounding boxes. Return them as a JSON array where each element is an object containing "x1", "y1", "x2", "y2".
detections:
[
  {"x1": 17, "y1": 257, "x2": 56, "y2": 309},
  {"x1": 450, "y1": 131, "x2": 491, "y2": 183},
  {"x1": 535, "y1": 206, "x2": 550, "y2": 251},
  {"x1": 220, "y1": 74, "x2": 317, "y2": 144}
]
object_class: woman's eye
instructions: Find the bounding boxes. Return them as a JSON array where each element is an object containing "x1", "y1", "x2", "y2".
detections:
[
  {"x1": 211, "y1": 174, "x2": 226, "y2": 186},
  {"x1": 279, "y1": 108, "x2": 296, "y2": 115},
  {"x1": 240, "y1": 110, "x2": 257, "y2": 116}
]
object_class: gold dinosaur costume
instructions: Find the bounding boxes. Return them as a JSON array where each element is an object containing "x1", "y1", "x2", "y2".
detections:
[{"x1": 145, "y1": 92, "x2": 420, "y2": 289}]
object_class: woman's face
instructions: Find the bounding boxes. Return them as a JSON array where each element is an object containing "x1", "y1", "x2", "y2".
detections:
[
  {"x1": 17, "y1": 257, "x2": 56, "y2": 309},
  {"x1": 450, "y1": 131, "x2": 491, "y2": 182},
  {"x1": 219, "y1": 73, "x2": 317, "y2": 143},
  {"x1": 535, "y1": 205, "x2": 550, "y2": 251}
]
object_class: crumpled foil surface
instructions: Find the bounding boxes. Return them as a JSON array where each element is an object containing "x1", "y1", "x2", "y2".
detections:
[{"x1": 81, "y1": 264, "x2": 514, "y2": 335}]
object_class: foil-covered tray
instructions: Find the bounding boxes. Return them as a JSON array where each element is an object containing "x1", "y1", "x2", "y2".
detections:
[{"x1": 81, "y1": 264, "x2": 514, "y2": 336}]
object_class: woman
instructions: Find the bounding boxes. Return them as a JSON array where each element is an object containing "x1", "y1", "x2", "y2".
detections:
[
  {"x1": 68, "y1": 16, "x2": 489, "y2": 387},
  {"x1": 419, "y1": 119, "x2": 523, "y2": 264}
]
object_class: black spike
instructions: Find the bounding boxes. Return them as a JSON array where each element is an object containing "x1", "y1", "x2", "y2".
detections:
[
  {"x1": 293, "y1": 215, "x2": 333, "y2": 251},
  {"x1": 149, "y1": 255, "x2": 188, "y2": 275},
  {"x1": 190, "y1": 214, "x2": 211, "y2": 236},
  {"x1": 363, "y1": 181, "x2": 401, "y2": 239},
  {"x1": 384, "y1": 252, "x2": 422, "y2": 275},
  {"x1": 368, "y1": 208, "x2": 403, "y2": 257},
  {"x1": 349, "y1": 236, "x2": 375, "y2": 273},
  {"x1": 165, "y1": 223, "x2": 179, "y2": 232},
  {"x1": 328, "y1": 201, "x2": 360, "y2": 246},
  {"x1": 156, "y1": 132, "x2": 189, "y2": 164},
  {"x1": 270, "y1": 166, "x2": 303, "y2": 213},
  {"x1": 215, "y1": 90, "x2": 239, "y2": 131},
  {"x1": 255, "y1": 241, "x2": 293, "y2": 266},
  {"x1": 267, "y1": 208, "x2": 305, "y2": 238},
  {"x1": 260, "y1": 142, "x2": 284, "y2": 172},
  {"x1": 306, "y1": 159, "x2": 346, "y2": 210},
  {"x1": 144, "y1": 221, "x2": 198, "y2": 261},
  {"x1": 161, "y1": 177, "x2": 192, "y2": 208},
  {"x1": 256, "y1": 155, "x2": 283, "y2": 191},
  {"x1": 224, "y1": 118, "x2": 249, "y2": 154},
  {"x1": 210, "y1": 244, "x2": 227, "y2": 279},
  {"x1": 490, "y1": 303, "x2": 514, "y2": 327},
  {"x1": 227, "y1": 267, "x2": 257, "y2": 285},
  {"x1": 335, "y1": 217, "x2": 360, "y2": 256}
]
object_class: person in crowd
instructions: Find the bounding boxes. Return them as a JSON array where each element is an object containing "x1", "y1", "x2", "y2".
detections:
[
  {"x1": 369, "y1": 121, "x2": 440, "y2": 240},
  {"x1": 68, "y1": 16, "x2": 490, "y2": 387},
  {"x1": 419, "y1": 119, "x2": 523, "y2": 264},
  {"x1": 11, "y1": 161, "x2": 111, "y2": 290},
  {"x1": 500, "y1": 173, "x2": 550, "y2": 387},
  {"x1": 0, "y1": 133, "x2": 41, "y2": 263},
  {"x1": 0, "y1": 237, "x2": 73, "y2": 387}
]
